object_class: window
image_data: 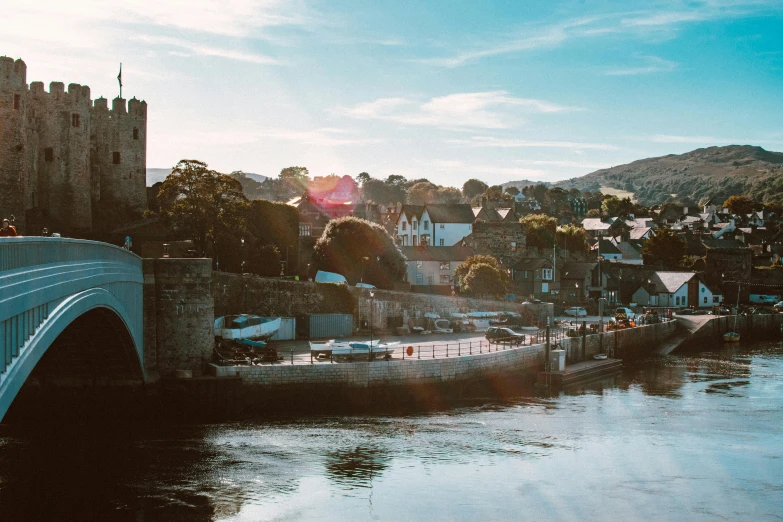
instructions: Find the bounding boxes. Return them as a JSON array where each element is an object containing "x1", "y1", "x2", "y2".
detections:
[
  {"x1": 299, "y1": 224, "x2": 311, "y2": 237},
  {"x1": 44, "y1": 147, "x2": 54, "y2": 162},
  {"x1": 439, "y1": 239, "x2": 444, "y2": 246},
  {"x1": 413, "y1": 236, "x2": 418, "y2": 246},
  {"x1": 704, "y1": 297, "x2": 708, "y2": 304},
  {"x1": 713, "y1": 296, "x2": 720, "y2": 303},
  {"x1": 542, "y1": 268, "x2": 553, "y2": 281},
  {"x1": 112, "y1": 151, "x2": 121, "y2": 164},
  {"x1": 13, "y1": 94, "x2": 21, "y2": 110},
  {"x1": 427, "y1": 276, "x2": 433, "y2": 285},
  {"x1": 440, "y1": 262, "x2": 450, "y2": 271},
  {"x1": 675, "y1": 296, "x2": 680, "y2": 305},
  {"x1": 71, "y1": 113, "x2": 80, "y2": 127},
  {"x1": 402, "y1": 221, "x2": 407, "y2": 231},
  {"x1": 423, "y1": 221, "x2": 429, "y2": 230},
  {"x1": 416, "y1": 273, "x2": 423, "y2": 284},
  {"x1": 523, "y1": 270, "x2": 529, "y2": 279},
  {"x1": 133, "y1": 128, "x2": 139, "y2": 140},
  {"x1": 420, "y1": 235, "x2": 429, "y2": 246},
  {"x1": 440, "y1": 274, "x2": 450, "y2": 284},
  {"x1": 510, "y1": 241, "x2": 517, "y2": 251},
  {"x1": 440, "y1": 223, "x2": 445, "y2": 229},
  {"x1": 416, "y1": 261, "x2": 423, "y2": 268},
  {"x1": 413, "y1": 221, "x2": 418, "y2": 230}
]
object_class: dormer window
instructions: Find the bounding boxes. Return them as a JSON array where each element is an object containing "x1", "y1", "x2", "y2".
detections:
[
  {"x1": 402, "y1": 221, "x2": 407, "y2": 231},
  {"x1": 413, "y1": 221, "x2": 418, "y2": 230}
]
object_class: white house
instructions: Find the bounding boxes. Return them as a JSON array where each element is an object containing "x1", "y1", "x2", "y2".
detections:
[
  {"x1": 640, "y1": 271, "x2": 719, "y2": 308},
  {"x1": 396, "y1": 204, "x2": 476, "y2": 247}
]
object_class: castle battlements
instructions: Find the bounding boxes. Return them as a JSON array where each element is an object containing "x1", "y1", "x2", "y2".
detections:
[{"x1": 0, "y1": 55, "x2": 148, "y2": 235}]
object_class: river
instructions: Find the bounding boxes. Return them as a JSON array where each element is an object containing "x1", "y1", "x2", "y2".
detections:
[{"x1": 1, "y1": 340, "x2": 782, "y2": 521}]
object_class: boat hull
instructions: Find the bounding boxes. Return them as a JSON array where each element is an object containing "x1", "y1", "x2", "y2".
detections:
[
  {"x1": 723, "y1": 332, "x2": 740, "y2": 342},
  {"x1": 215, "y1": 316, "x2": 282, "y2": 341}
]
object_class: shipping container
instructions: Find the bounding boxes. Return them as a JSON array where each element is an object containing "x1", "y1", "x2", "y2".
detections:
[
  {"x1": 269, "y1": 317, "x2": 296, "y2": 341},
  {"x1": 309, "y1": 314, "x2": 353, "y2": 339}
]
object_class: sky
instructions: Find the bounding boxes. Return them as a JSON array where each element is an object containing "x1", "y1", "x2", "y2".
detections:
[{"x1": 2, "y1": 0, "x2": 783, "y2": 187}]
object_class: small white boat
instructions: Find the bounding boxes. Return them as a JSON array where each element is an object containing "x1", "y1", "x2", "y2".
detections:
[
  {"x1": 310, "y1": 339, "x2": 400, "y2": 360},
  {"x1": 214, "y1": 315, "x2": 281, "y2": 341},
  {"x1": 520, "y1": 326, "x2": 539, "y2": 332},
  {"x1": 723, "y1": 332, "x2": 740, "y2": 343},
  {"x1": 433, "y1": 319, "x2": 453, "y2": 333}
]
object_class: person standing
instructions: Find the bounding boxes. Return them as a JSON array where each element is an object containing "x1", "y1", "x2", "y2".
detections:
[{"x1": 0, "y1": 218, "x2": 18, "y2": 237}]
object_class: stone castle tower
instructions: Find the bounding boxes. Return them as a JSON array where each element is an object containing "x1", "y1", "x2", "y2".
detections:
[{"x1": 0, "y1": 55, "x2": 147, "y2": 235}]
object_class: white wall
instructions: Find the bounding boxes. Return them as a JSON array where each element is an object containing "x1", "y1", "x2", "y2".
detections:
[{"x1": 433, "y1": 223, "x2": 473, "y2": 246}]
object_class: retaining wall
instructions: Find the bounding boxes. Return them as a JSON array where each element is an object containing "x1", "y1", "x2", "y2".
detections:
[
  {"x1": 212, "y1": 272, "x2": 554, "y2": 334},
  {"x1": 559, "y1": 321, "x2": 678, "y2": 363},
  {"x1": 208, "y1": 321, "x2": 677, "y2": 390}
]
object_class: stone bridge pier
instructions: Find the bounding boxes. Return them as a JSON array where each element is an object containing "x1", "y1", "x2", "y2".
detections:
[{"x1": 143, "y1": 258, "x2": 214, "y2": 381}]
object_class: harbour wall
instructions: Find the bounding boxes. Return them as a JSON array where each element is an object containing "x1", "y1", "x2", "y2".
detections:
[
  {"x1": 681, "y1": 313, "x2": 783, "y2": 348},
  {"x1": 212, "y1": 271, "x2": 554, "y2": 335},
  {"x1": 207, "y1": 321, "x2": 677, "y2": 394},
  {"x1": 559, "y1": 320, "x2": 678, "y2": 363}
]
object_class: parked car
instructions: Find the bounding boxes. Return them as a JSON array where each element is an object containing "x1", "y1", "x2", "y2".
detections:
[
  {"x1": 563, "y1": 306, "x2": 587, "y2": 317},
  {"x1": 773, "y1": 301, "x2": 783, "y2": 312},
  {"x1": 485, "y1": 327, "x2": 526, "y2": 345},
  {"x1": 676, "y1": 308, "x2": 696, "y2": 315},
  {"x1": 615, "y1": 307, "x2": 636, "y2": 320}
]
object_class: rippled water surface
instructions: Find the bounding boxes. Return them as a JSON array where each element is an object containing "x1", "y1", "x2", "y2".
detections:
[{"x1": 2, "y1": 341, "x2": 783, "y2": 521}]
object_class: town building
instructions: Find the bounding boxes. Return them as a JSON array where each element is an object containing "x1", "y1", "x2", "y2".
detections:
[
  {"x1": 400, "y1": 245, "x2": 475, "y2": 291},
  {"x1": 396, "y1": 204, "x2": 475, "y2": 246}
]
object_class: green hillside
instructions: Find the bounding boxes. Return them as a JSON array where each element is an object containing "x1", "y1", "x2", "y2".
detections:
[{"x1": 555, "y1": 145, "x2": 783, "y2": 206}]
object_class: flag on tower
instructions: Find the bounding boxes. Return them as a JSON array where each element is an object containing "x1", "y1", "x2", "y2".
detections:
[{"x1": 117, "y1": 63, "x2": 122, "y2": 98}]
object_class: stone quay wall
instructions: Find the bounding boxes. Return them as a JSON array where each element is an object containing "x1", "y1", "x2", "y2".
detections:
[
  {"x1": 559, "y1": 320, "x2": 677, "y2": 363},
  {"x1": 685, "y1": 313, "x2": 783, "y2": 346},
  {"x1": 208, "y1": 320, "x2": 678, "y2": 390},
  {"x1": 212, "y1": 271, "x2": 554, "y2": 334}
]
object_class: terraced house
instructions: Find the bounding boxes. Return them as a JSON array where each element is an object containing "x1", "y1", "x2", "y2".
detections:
[{"x1": 395, "y1": 204, "x2": 476, "y2": 247}]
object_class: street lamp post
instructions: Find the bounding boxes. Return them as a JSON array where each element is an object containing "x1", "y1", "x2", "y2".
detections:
[
  {"x1": 361, "y1": 256, "x2": 370, "y2": 284},
  {"x1": 240, "y1": 238, "x2": 246, "y2": 274},
  {"x1": 369, "y1": 290, "x2": 375, "y2": 362}
]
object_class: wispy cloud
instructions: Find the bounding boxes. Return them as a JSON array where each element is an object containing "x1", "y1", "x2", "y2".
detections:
[
  {"x1": 258, "y1": 127, "x2": 381, "y2": 147},
  {"x1": 339, "y1": 91, "x2": 576, "y2": 130},
  {"x1": 132, "y1": 35, "x2": 280, "y2": 65},
  {"x1": 425, "y1": 159, "x2": 547, "y2": 179},
  {"x1": 605, "y1": 55, "x2": 677, "y2": 76},
  {"x1": 418, "y1": 2, "x2": 781, "y2": 67},
  {"x1": 651, "y1": 134, "x2": 783, "y2": 145},
  {"x1": 449, "y1": 136, "x2": 620, "y2": 151},
  {"x1": 516, "y1": 160, "x2": 610, "y2": 169}
]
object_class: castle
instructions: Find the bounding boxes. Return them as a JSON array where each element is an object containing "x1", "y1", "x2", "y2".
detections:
[{"x1": 0, "y1": 56, "x2": 147, "y2": 235}]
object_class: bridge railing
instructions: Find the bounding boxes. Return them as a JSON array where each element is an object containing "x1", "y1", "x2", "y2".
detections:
[{"x1": 0, "y1": 237, "x2": 141, "y2": 273}]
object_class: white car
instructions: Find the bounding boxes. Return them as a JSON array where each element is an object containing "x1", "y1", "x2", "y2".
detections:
[{"x1": 564, "y1": 307, "x2": 587, "y2": 317}]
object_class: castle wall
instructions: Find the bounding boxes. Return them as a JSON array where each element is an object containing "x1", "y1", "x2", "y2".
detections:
[
  {"x1": 0, "y1": 57, "x2": 28, "y2": 230},
  {"x1": 0, "y1": 55, "x2": 147, "y2": 235}
]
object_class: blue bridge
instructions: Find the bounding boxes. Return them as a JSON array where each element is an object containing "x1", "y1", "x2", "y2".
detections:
[{"x1": 0, "y1": 238, "x2": 145, "y2": 421}]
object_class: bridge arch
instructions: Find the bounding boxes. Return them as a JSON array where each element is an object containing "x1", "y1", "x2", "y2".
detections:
[
  {"x1": 1, "y1": 238, "x2": 145, "y2": 422},
  {"x1": 0, "y1": 288, "x2": 144, "y2": 420}
]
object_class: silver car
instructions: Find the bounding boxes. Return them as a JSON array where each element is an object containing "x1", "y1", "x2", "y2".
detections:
[{"x1": 564, "y1": 307, "x2": 587, "y2": 317}]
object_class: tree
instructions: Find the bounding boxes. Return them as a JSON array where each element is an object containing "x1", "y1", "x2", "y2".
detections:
[
  {"x1": 556, "y1": 224, "x2": 590, "y2": 254},
  {"x1": 453, "y1": 255, "x2": 508, "y2": 298},
  {"x1": 407, "y1": 181, "x2": 439, "y2": 205},
  {"x1": 602, "y1": 196, "x2": 634, "y2": 217},
  {"x1": 158, "y1": 159, "x2": 247, "y2": 254},
  {"x1": 586, "y1": 208, "x2": 602, "y2": 218},
  {"x1": 277, "y1": 166, "x2": 310, "y2": 199},
  {"x1": 641, "y1": 227, "x2": 687, "y2": 268},
  {"x1": 462, "y1": 179, "x2": 488, "y2": 200},
  {"x1": 505, "y1": 186, "x2": 520, "y2": 196},
  {"x1": 312, "y1": 217, "x2": 406, "y2": 289},
  {"x1": 357, "y1": 172, "x2": 371, "y2": 185},
  {"x1": 723, "y1": 195, "x2": 754, "y2": 215},
  {"x1": 520, "y1": 214, "x2": 557, "y2": 249}
]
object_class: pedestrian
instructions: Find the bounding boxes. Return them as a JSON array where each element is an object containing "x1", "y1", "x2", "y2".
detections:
[{"x1": 0, "y1": 218, "x2": 18, "y2": 237}]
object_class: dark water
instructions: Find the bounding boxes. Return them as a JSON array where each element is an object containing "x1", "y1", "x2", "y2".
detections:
[{"x1": 2, "y1": 341, "x2": 783, "y2": 521}]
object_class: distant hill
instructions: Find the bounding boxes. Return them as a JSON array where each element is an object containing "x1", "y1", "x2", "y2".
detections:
[
  {"x1": 501, "y1": 180, "x2": 550, "y2": 190},
  {"x1": 554, "y1": 145, "x2": 783, "y2": 206},
  {"x1": 146, "y1": 168, "x2": 267, "y2": 187}
]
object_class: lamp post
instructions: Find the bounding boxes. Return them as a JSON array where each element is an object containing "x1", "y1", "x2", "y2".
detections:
[
  {"x1": 240, "y1": 237, "x2": 246, "y2": 274},
  {"x1": 369, "y1": 290, "x2": 375, "y2": 361}
]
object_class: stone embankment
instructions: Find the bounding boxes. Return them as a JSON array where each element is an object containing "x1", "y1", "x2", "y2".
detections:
[{"x1": 208, "y1": 321, "x2": 677, "y2": 392}]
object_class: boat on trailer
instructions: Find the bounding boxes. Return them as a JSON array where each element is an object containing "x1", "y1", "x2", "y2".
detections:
[
  {"x1": 309, "y1": 339, "x2": 401, "y2": 360},
  {"x1": 214, "y1": 315, "x2": 282, "y2": 341}
]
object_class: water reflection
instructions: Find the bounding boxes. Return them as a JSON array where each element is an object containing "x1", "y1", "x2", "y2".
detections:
[
  {"x1": 0, "y1": 341, "x2": 781, "y2": 521},
  {"x1": 325, "y1": 446, "x2": 391, "y2": 489}
]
